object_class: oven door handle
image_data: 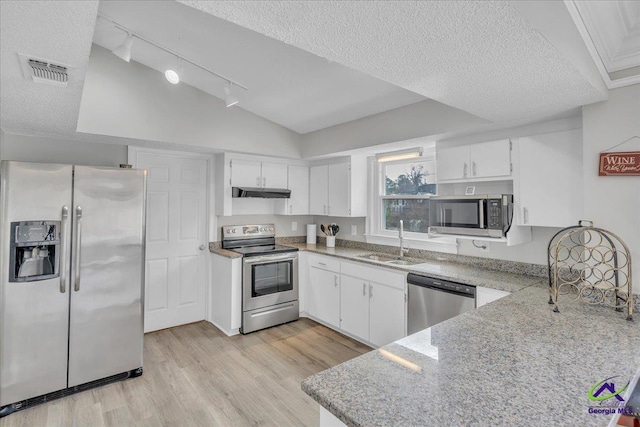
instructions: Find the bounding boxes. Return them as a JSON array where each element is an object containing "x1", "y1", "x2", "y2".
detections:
[{"x1": 243, "y1": 253, "x2": 298, "y2": 264}]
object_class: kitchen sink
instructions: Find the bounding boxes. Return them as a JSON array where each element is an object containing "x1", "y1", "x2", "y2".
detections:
[
  {"x1": 355, "y1": 253, "x2": 397, "y2": 262},
  {"x1": 385, "y1": 259, "x2": 420, "y2": 266},
  {"x1": 355, "y1": 253, "x2": 422, "y2": 266}
]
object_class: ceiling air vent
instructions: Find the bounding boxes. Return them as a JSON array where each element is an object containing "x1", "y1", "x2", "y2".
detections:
[
  {"x1": 28, "y1": 59, "x2": 68, "y2": 85},
  {"x1": 18, "y1": 53, "x2": 71, "y2": 87}
]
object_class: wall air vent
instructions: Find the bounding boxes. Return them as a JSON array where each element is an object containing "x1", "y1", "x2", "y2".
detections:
[{"x1": 18, "y1": 53, "x2": 71, "y2": 87}]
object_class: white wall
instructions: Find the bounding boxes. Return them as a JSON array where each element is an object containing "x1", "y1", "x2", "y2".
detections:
[
  {"x1": 300, "y1": 99, "x2": 488, "y2": 158},
  {"x1": 0, "y1": 132, "x2": 127, "y2": 166},
  {"x1": 312, "y1": 216, "x2": 367, "y2": 243},
  {"x1": 77, "y1": 45, "x2": 302, "y2": 158},
  {"x1": 582, "y1": 84, "x2": 640, "y2": 293}
]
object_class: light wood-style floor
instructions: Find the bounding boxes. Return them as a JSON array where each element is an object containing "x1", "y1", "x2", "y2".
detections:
[{"x1": 0, "y1": 318, "x2": 371, "y2": 427}]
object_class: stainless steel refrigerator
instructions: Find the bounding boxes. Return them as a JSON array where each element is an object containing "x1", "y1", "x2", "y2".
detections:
[{"x1": 0, "y1": 161, "x2": 146, "y2": 417}]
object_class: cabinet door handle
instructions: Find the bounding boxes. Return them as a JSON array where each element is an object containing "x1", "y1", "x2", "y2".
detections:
[
  {"x1": 263, "y1": 177, "x2": 266, "y2": 187},
  {"x1": 362, "y1": 283, "x2": 366, "y2": 296},
  {"x1": 472, "y1": 161, "x2": 477, "y2": 176},
  {"x1": 256, "y1": 177, "x2": 260, "y2": 186},
  {"x1": 463, "y1": 163, "x2": 468, "y2": 178},
  {"x1": 327, "y1": 205, "x2": 330, "y2": 215},
  {"x1": 289, "y1": 205, "x2": 292, "y2": 214},
  {"x1": 323, "y1": 204, "x2": 327, "y2": 214},
  {"x1": 523, "y1": 207, "x2": 529, "y2": 224},
  {"x1": 334, "y1": 275, "x2": 339, "y2": 287},
  {"x1": 369, "y1": 284, "x2": 373, "y2": 298},
  {"x1": 318, "y1": 262, "x2": 327, "y2": 267}
]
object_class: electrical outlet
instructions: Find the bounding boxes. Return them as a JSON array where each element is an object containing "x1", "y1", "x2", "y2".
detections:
[
  {"x1": 351, "y1": 225, "x2": 357, "y2": 235},
  {"x1": 291, "y1": 222, "x2": 297, "y2": 231}
]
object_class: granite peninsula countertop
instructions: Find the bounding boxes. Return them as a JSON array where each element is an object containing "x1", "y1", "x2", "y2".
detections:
[
  {"x1": 302, "y1": 285, "x2": 640, "y2": 426},
  {"x1": 209, "y1": 240, "x2": 639, "y2": 424}
]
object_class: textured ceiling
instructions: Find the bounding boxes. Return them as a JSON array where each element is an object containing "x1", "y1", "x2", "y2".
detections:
[
  {"x1": 92, "y1": 1, "x2": 425, "y2": 134},
  {"x1": 0, "y1": 1, "x2": 99, "y2": 135},
  {"x1": 179, "y1": 0, "x2": 608, "y2": 123}
]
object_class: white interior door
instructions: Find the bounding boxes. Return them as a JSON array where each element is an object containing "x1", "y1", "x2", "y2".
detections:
[{"x1": 134, "y1": 151, "x2": 208, "y2": 332}]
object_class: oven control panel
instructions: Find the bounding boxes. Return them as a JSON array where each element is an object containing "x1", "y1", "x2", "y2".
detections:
[{"x1": 222, "y1": 224, "x2": 275, "y2": 239}]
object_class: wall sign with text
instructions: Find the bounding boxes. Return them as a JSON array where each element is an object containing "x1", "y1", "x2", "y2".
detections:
[{"x1": 598, "y1": 151, "x2": 640, "y2": 176}]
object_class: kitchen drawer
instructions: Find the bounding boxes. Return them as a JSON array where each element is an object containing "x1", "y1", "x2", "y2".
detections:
[
  {"x1": 341, "y1": 261, "x2": 406, "y2": 291},
  {"x1": 308, "y1": 254, "x2": 341, "y2": 273}
]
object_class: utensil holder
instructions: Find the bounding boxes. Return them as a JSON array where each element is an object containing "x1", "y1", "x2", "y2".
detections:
[{"x1": 326, "y1": 236, "x2": 335, "y2": 248}]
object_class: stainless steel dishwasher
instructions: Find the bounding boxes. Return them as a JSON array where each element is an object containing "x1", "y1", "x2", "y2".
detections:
[{"x1": 407, "y1": 273, "x2": 476, "y2": 335}]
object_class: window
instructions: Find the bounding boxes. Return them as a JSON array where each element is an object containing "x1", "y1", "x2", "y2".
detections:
[{"x1": 378, "y1": 151, "x2": 436, "y2": 236}]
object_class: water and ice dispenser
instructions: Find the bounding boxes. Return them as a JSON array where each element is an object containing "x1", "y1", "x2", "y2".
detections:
[{"x1": 9, "y1": 221, "x2": 60, "y2": 282}]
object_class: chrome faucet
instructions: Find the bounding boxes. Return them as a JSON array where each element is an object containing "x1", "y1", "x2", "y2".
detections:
[{"x1": 399, "y1": 220, "x2": 409, "y2": 259}]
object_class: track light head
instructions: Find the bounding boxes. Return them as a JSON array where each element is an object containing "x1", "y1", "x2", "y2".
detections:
[
  {"x1": 112, "y1": 34, "x2": 134, "y2": 62},
  {"x1": 224, "y1": 85, "x2": 239, "y2": 108},
  {"x1": 165, "y1": 58, "x2": 181, "y2": 84},
  {"x1": 165, "y1": 69, "x2": 180, "y2": 84}
]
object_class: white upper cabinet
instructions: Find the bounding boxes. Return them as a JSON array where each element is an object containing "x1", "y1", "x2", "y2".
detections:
[
  {"x1": 230, "y1": 159, "x2": 262, "y2": 188},
  {"x1": 261, "y1": 162, "x2": 288, "y2": 189},
  {"x1": 468, "y1": 139, "x2": 512, "y2": 179},
  {"x1": 328, "y1": 162, "x2": 350, "y2": 217},
  {"x1": 309, "y1": 165, "x2": 329, "y2": 215},
  {"x1": 281, "y1": 165, "x2": 309, "y2": 215},
  {"x1": 230, "y1": 159, "x2": 287, "y2": 188},
  {"x1": 437, "y1": 145, "x2": 469, "y2": 181},
  {"x1": 437, "y1": 139, "x2": 512, "y2": 182},
  {"x1": 515, "y1": 129, "x2": 583, "y2": 227},
  {"x1": 309, "y1": 157, "x2": 367, "y2": 217}
]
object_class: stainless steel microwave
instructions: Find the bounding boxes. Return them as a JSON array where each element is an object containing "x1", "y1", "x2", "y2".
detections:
[{"x1": 428, "y1": 195, "x2": 514, "y2": 238}]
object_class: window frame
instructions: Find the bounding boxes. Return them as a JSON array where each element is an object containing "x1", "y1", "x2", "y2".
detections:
[{"x1": 365, "y1": 148, "x2": 458, "y2": 252}]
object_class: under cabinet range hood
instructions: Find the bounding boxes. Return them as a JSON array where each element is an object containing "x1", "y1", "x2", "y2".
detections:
[{"x1": 232, "y1": 187, "x2": 291, "y2": 198}]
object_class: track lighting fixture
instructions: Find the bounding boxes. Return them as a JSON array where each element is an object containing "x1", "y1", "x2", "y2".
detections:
[
  {"x1": 111, "y1": 34, "x2": 134, "y2": 63},
  {"x1": 224, "y1": 85, "x2": 239, "y2": 108},
  {"x1": 101, "y1": 13, "x2": 248, "y2": 102}
]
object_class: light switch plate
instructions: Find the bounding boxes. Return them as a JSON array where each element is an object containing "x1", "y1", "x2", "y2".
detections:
[
  {"x1": 292, "y1": 222, "x2": 297, "y2": 231},
  {"x1": 351, "y1": 225, "x2": 357, "y2": 235}
]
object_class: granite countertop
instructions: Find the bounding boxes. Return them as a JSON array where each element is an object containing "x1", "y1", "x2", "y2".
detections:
[
  {"x1": 302, "y1": 285, "x2": 640, "y2": 426},
  {"x1": 287, "y1": 243, "x2": 542, "y2": 293}
]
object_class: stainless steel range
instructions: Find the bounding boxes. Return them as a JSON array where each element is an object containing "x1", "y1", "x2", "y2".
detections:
[{"x1": 221, "y1": 224, "x2": 299, "y2": 334}]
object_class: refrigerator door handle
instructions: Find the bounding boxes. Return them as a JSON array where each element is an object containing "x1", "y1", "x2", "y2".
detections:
[
  {"x1": 60, "y1": 206, "x2": 69, "y2": 293},
  {"x1": 73, "y1": 205, "x2": 83, "y2": 292}
]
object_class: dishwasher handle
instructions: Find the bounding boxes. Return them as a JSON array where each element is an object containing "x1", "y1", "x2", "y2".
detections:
[{"x1": 407, "y1": 273, "x2": 475, "y2": 298}]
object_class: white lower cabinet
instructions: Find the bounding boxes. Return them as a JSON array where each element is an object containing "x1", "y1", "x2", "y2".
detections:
[
  {"x1": 340, "y1": 262, "x2": 407, "y2": 347},
  {"x1": 369, "y1": 282, "x2": 405, "y2": 347},
  {"x1": 209, "y1": 253, "x2": 242, "y2": 336},
  {"x1": 304, "y1": 254, "x2": 407, "y2": 347},
  {"x1": 476, "y1": 286, "x2": 510, "y2": 308},
  {"x1": 308, "y1": 266, "x2": 341, "y2": 328},
  {"x1": 339, "y1": 275, "x2": 370, "y2": 339}
]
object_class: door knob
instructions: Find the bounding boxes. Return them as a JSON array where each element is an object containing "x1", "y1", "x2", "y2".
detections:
[{"x1": 199, "y1": 244, "x2": 206, "y2": 251}]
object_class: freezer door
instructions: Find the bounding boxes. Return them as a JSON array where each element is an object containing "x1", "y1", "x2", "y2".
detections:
[
  {"x1": 0, "y1": 161, "x2": 72, "y2": 405},
  {"x1": 68, "y1": 166, "x2": 146, "y2": 387}
]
